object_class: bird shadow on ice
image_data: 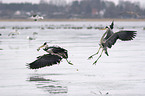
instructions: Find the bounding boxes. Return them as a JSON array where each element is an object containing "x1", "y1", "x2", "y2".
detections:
[{"x1": 26, "y1": 74, "x2": 68, "y2": 94}]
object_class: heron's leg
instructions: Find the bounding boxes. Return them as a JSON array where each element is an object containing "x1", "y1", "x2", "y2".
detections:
[
  {"x1": 93, "y1": 49, "x2": 104, "y2": 65},
  {"x1": 66, "y1": 59, "x2": 79, "y2": 71},
  {"x1": 88, "y1": 46, "x2": 101, "y2": 59},
  {"x1": 66, "y1": 59, "x2": 73, "y2": 65}
]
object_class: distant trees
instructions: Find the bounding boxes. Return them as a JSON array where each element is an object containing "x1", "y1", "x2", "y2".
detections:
[
  {"x1": 0, "y1": 0, "x2": 145, "y2": 19},
  {"x1": 69, "y1": 0, "x2": 105, "y2": 18},
  {"x1": 103, "y1": 0, "x2": 145, "y2": 18}
]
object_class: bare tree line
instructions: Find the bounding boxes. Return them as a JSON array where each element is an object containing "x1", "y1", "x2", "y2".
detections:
[{"x1": 0, "y1": 0, "x2": 144, "y2": 19}]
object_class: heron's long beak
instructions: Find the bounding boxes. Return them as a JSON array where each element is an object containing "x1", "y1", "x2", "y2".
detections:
[
  {"x1": 99, "y1": 28, "x2": 107, "y2": 30},
  {"x1": 37, "y1": 45, "x2": 45, "y2": 51}
]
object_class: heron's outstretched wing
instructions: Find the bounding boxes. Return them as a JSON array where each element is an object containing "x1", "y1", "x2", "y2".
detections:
[
  {"x1": 105, "y1": 30, "x2": 137, "y2": 48},
  {"x1": 28, "y1": 54, "x2": 62, "y2": 69},
  {"x1": 117, "y1": 30, "x2": 137, "y2": 41}
]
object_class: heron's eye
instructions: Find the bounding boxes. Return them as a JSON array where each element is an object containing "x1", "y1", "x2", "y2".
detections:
[
  {"x1": 105, "y1": 26, "x2": 108, "y2": 28},
  {"x1": 44, "y1": 42, "x2": 47, "y2": 45}
]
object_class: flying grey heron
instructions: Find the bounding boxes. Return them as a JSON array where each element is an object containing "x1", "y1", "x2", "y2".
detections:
[
  {"x1": 31, "y1": 14, "x2": 44, "y2": 21},
  {"x1": 88, "y1": 21, "x2": 137, "y2": 64},
  {"x1": 28, "y1": 42, "x2": 73, "y2": 69}
]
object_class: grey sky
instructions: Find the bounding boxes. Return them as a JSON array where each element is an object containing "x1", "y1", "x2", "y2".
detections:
[
  {"x1": 106, "y1": 0, "x2": 145, "y2": 4},
  {"x1": 1, "y1": 0, "x2": 145, "y2": 4}
]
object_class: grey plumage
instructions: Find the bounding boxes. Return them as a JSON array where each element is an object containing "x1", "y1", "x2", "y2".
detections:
[
  {"x1": 28, "y1": 54, "x2": 62, "y2": 69},
  {"x1": 27, "y1": 42, "x2": 72, "y2": 69},
  {"x1": 88, "y1": 21, "x2": 137, "y2": 64},
  {"x1": 103, "y1": 30, "x2": 137, "y2": 49}
]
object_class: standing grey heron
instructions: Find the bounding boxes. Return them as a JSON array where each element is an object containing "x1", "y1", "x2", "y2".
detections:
[
  {"x1": 27, "y1": 32, "x2": 38, "y2": 40},
  {"x1": 88, "y1": 21, "x2": 137, "y2": 64},
  {"x1": 28, "y1": 42, "x2": 73, "y2": 69},
  {"x1": 8, "y1": 30, "x2": 20, "y2": 38}
]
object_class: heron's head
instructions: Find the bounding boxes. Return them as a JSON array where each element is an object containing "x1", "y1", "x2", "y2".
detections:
[
  {"x1": 105, "y1": 26, "x2": 109, "y2": 29},
  {"x1": 100, "y1": 21, "x2": 114, "y2": 30},
  {"x1": 37, "y1": 42, "x2": 48, "y2": 51},
  {"x1": 99, "y1": 26, "x2": 109, "y2": 30}
]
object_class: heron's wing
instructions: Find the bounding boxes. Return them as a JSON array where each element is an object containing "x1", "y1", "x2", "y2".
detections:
[
  {"x1": 51, "y1": 46, "x2": 68, "y2": 58},
  {"x1": 105, "y1": 30, "x2": 137, "y2": 48},
  {"x1": 51, "y1": 46, "x2": 66, "y2": 53},
  {"x1": 116, "y1": 30, "x2": 137, "y2": 41},
  {"x1": 28, "y1": 54, "x2": 62, "y2": 69}
]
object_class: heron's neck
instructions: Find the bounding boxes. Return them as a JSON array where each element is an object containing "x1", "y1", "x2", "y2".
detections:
[
  {"x1": 100, "y1": 30, "x2": 108, "y2": 42},
  {"x1": 44, "y1": 45, "x2": 49, "y2": 49}
]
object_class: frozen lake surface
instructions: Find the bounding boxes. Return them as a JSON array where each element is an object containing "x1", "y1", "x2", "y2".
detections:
[{"x1": 0, "y1": 21, "x2": 145, "y2": 96}]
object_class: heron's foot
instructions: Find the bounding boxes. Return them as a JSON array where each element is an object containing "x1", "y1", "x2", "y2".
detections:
[
  {"x1": 88, "y1": 56, "x2": 93, "y2": 59},
  {"x1": 68, "y1": 61, "x2": 73, "y2": 65},
  {"x1": 66, "y1": 59, "x2": 73, "y2": 65},
  {"x1": 93, "y1": 60, "x2": 98, "y2": 65}
]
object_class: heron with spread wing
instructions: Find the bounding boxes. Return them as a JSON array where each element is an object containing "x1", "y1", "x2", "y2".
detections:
[
  {"x1": 28, "y1": 42, "x2": 73, "y2": 69},
  {"x1": 31, "y1": 14, "x2": 44, "y2": 21},
  {"x1": 88, "y1": 21, "x2": 137, "y2": 64}
]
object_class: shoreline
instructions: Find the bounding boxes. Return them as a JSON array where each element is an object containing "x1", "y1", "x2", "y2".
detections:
[{"x1": 0, "y1": 18, "x2": 145, "y2": 22}]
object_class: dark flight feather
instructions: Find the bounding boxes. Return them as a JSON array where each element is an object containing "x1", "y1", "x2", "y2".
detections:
[
  {"x1": 105, "y1": 31, "x2": 137, "y2": 48},
  {"x1": 28, "y1": 54, "x2": 62, "y2": 69}
]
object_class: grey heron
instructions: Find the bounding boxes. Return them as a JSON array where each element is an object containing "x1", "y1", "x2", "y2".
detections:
[
  {"x1": 27, "y1": 32, "x2": 38, "y2": 40},
  {"x1": 31, "y1": 14, "x2": 44, "y2": 21},
  {"x1": 88, "y1": 21, "x2": 137, "y2": 64},
  {"x1": 8, "y1": 30, "x2": 20, "y2": 38},
  {"x1": 28, "y1": 42, "x2": 73, "y2": 69}
]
